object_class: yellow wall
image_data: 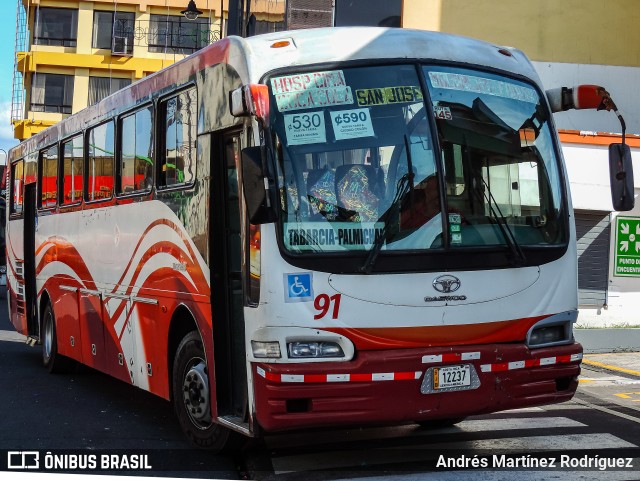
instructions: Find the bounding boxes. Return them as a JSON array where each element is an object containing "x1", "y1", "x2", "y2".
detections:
[
  {"x1": 402, "y1": 0, "x2": 441, "y2": 32},
  {"x1": 403, "y1": 0, "x2": 640, "y2": 67},
  {"x1": 16, "y1": 0, "x2": 228, "y2": 139}
]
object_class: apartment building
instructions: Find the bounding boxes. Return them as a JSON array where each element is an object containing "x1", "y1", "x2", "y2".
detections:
[{"x1": 11, "y1": 0, "x2": 285, "y2": 140}]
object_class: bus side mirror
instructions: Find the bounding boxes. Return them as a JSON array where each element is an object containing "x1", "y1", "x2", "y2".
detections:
[
  {"x1": 241, "y1": 146, "x2": 278, "y2": 225},
  {"x1": 609, "y1": 143, "x2": 635, "y2": 211}
]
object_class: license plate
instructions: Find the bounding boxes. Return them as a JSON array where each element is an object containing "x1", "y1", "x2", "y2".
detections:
[{"x1": 433, "y1": 364, "x2": 471, "y2": 390}]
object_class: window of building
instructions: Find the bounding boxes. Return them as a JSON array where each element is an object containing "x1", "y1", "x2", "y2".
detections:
[
  {"x1": 88, "y1": 77, "x2": 132, "y2": 106},
  {"x1": 119, "y1": 106, "x2": 154, "y2": 194},
  {"x1": 334, "y1": 0, "x2": 401, "y2": 27},
  {"x1": 251, "y1": 19, "x2": 285, "y2": 35},
  {"x1": 62, "y1": 135, "x2": 84, "y2": 205},
  {"x1": 34, "y1": 7, "x2": 78, "y2": 47},
  {"x1": 10, "y1": 160, "x2": 24, "y2": 216},
  {"x1": 149, "y1": 15, "x2": 210, "y2": 54},
  {"x1": 87, "y1": 122, "x2": 115, "y2": 201},
  {"x1": 159, "y1": 88, "x2": 197, "y2": 187},
  {"x1": 93, "y1": 11, "x2": 135, "y2": 54},
  {"x1": 39, "y1": 145, "x2": 58, "y2": 209},
  {"x1": 31, "y1": 73, "x2": 74, "y2": 114}
]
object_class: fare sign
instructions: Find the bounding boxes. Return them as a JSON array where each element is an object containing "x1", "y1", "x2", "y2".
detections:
[{"x1": 614, "y1": 216, "x2": 640, "y2": 277}]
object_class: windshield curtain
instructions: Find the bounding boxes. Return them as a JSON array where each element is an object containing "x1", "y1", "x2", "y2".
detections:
[{"x1": 269, "y1": 64, "x2": 566, "y2": 256}]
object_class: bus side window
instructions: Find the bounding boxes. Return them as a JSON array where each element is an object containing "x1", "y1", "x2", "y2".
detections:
[
  {"x1": 39, "y1": 144, "x2": 58, "y2": 209},
  {"x1": 10, "y1": 160, "x2": 24, "y2": 216},
  {"x1": 62, "y1": 135, "x2": 84, "y2": 205},
  {"x1": 87, "y1": 121, "x2": 115, "y2": 202},
  {"x1": 119, "y1": 105, "x2": 153, "y2": 194},
  {"x1": 159, "y1": 87, "x2": 196, "y2": 188}
]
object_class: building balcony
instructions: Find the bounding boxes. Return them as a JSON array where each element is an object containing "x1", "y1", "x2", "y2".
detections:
[
  {"x1": 111, "y1": 18, "x2": 221, "y2": 56},
  {"x1": 17, "y1": 18, "x2": 221, "y2": 73}
]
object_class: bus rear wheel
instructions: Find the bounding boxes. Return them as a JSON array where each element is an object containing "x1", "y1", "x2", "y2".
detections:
[
  {"x1": 41, "y1": 302, "x2": 75, "y2": 374},
  {"x1": 172, "y1": 331, "x2": 244, "y2": 452}
]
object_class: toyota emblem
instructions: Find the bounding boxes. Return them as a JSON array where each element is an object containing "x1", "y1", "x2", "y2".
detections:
[{"x1": 432, "y1": 275, "x2": 461, "y2": 293}]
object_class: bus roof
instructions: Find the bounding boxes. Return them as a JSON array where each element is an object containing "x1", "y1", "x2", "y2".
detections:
[
  {"x1": 239, "y1": 27, "x2": 539, "y2": 84},
  {"x1": 10, "y1": 27, "x2": 541, "y2": 162}
]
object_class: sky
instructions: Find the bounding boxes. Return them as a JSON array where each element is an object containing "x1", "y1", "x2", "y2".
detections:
[{"x1": 0, "y1": 1, "x2": 18, "y2": 162}]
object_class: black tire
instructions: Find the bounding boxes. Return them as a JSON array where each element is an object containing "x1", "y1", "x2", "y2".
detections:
[
  {"x1": 172, "y1": 331, "x2": 244, "y2": 452},
  {"x1": 41, "y1": 302, "x2": 75, "y2": 374},
  {"x1": 416, "y1": 417, "x2": 466, "y2": 429}
]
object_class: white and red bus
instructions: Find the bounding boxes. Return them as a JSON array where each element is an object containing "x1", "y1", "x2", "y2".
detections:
[{"x1": 6, "y1": 27, "x2": 633, "y2": 451}]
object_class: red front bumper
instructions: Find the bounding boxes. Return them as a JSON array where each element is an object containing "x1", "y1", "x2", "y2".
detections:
[{"x1": 252, "y1": 342, "x2": 582, "y2": 432}]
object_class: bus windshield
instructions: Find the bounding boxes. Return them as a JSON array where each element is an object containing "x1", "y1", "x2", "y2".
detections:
[{"x1": 269, "y1": 64, "x2": 565, "y2": 255}]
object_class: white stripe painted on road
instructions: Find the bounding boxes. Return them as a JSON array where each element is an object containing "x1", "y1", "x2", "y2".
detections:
[
  {"x1": 428, "y1": 432, "x2": 636, "y2": 452},
  {"x1": 580, "y1": 376, "x2": 640, "y2": 386},
  {"x1": 437, "y1": 417, "x2": 585, "y2": 433},
  {"x1": 499, "y1": 406, "x2": 545, "y2": 413}
]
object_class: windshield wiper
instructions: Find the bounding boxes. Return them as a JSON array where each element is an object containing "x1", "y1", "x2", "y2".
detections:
[
  {"x1": 358, "y1": 172, "x2": 414, "y2": 274},
  {"x1": 480, "y1": 177, "x2": 526, "y2": 267}
]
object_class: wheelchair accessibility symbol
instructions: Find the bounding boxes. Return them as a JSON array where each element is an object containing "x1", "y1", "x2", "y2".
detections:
[{"x1": 284, "y1": 273, "x2": 313, "y2": 303}]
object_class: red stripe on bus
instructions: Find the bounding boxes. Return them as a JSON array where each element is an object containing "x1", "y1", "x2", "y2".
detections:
[{"x1": 324, "y1": 315, "x2": 548, "y2": 350}]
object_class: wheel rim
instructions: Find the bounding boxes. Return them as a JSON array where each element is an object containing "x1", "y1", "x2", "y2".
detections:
[
  {"x1": 182, "y1": 357, "x2": 212, "y2": 429},
  {"x1": 43, "y1": 311, "x2": 53, "y2": 361}
]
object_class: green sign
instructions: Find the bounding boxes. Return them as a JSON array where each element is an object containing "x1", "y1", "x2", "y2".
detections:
[{"x1": 614, "y1": 216, "x2": 640, "y2": 277}]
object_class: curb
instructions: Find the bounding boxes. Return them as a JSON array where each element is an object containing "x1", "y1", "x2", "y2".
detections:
[
  {"x1": 574, "y1": 328, "x2": 640, "y2": 353},
  {"x1": 581, "y1": 358, "x2": 640, "y2": 378}
]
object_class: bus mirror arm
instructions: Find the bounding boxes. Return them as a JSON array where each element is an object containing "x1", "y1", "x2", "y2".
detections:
[
  {"x1": 241, "y1": 146, "x2": 278, "y2": 224},
  {"x1": 546, "y1": 85, "x2": 618, "y2": 113}
]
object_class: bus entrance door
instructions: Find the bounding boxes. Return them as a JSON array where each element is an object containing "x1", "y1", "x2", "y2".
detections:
[
  {"x1": 23, "y1": 182, "x2": 38, "y2": 337},
  {"x1": 211, "y1": 131, "x2": 248, "y2": 425}
]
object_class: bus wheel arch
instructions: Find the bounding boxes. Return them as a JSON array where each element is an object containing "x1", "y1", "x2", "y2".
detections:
[{"x1": 167, "y1": 305, "x2": 201, "y2": 400}]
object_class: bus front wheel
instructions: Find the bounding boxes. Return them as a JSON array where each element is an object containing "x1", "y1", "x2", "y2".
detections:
[
  {"x1": 172, "y1": 331, "x2": 243, "y2": 452},
  {"x1": 41, "y1": 302, "x2": 75, "y2": 373}
]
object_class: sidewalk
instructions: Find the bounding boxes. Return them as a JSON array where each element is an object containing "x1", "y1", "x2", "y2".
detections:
[
  {"x1": 574, "y1": 328, "x2": 640, "y2": 354},
  {"x1": 582, "y1": 352, "x2": 640, "y2": 378}
]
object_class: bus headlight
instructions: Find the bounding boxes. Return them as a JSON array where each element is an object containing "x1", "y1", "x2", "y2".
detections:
[
  {"x1": 529, "y1": 325, "x2": 566, "y2": 346},
  {"x1": 251, "y1": 341, "x2": 281, "y2": 358},
  {"x1": 287, "y1": 341, "x2": 344, "y2": 359},
  {"x1": 526, "y1": 311, "x2": 577, "y2": 348}
]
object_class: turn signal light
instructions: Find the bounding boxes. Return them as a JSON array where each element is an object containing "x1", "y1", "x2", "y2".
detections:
[
  {"x1": 251, "y1": 341, "x2": 281, "y2": 358},
  {"x1": 270, "y1": 40, "x2": 291, "y2": 48}
]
